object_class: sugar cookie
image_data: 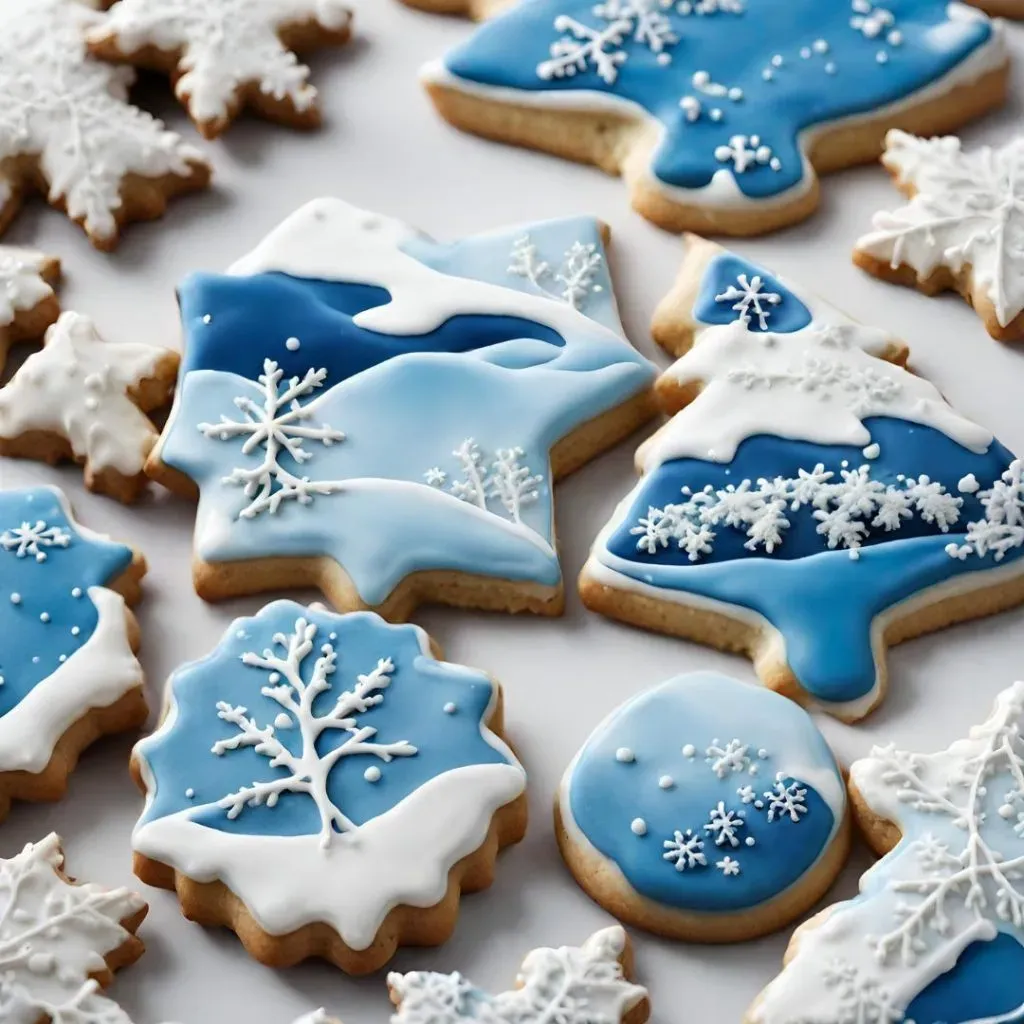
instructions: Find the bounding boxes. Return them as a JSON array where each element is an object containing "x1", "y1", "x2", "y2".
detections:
[{"x1": 0, "y1": 246, "x2": 60, "y2": 367}]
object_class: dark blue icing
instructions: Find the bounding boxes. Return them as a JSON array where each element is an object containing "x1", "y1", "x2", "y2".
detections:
[
  {"x1": 567, "y1": 673, "x2": 842, "y2": 912},
  {"x1": 692, "y1": 253, "x2": 811, "y2": 333},
  {"x1": 0, "y1": 488, "x2": 133, "y2": 713},
  {"x1": 442, "y1": 0, "x2": 992, "y2": 197},
  {"x1": 138, "y1": 602, "x2": 517, "y2": 838},
  {"x1": 602, "y1": 418, "x2": 1024, "y2": 705},
  {"x1": 177, "y1": 271, "x2": 565, "y2": 384},
  {"x1": 906, "y1": 933, "x2": 1024, "y2": 1023}
]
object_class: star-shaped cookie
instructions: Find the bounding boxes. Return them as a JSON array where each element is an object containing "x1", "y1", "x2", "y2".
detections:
[
  {"x1": 0, "y1": 246, "x2": 60, "y2": 369},
  {"x1": 88, "y1": 0, "x2": 353, "y2": 138}
]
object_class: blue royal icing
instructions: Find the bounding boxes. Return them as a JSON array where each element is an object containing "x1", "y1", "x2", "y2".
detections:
[
  {"x1": 563, "y1": 672, "x2": 845, "y2": 913},
  {"x1": 160, "y1": 200, "x2": 655, "y2": 609},
  {"x1": 692, "y1": 253, "x2": 811, "y2": 333},
  {"x1": 437, "y1": 0, "x2": 999, "y2": 201},
  {"x1": 0, "y1": 487, "x2": 133, "y2": 712}
]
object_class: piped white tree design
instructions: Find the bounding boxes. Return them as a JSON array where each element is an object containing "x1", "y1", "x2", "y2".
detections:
[
  {"x1": 0, "y1": 520, "x2": 71, "y2": 562},
  {"x1": 388, "y1": 926, "x2": 648, "y2": 1024},
  {"x1": 508, "y1": 234, "x2": 604, "y2": 310},
  {"x1": 211, "y1": 617, "x2": 417, "y2": 848},
  {"x1": 199, "y1": 359, "x2": 346, "y2": 519}
]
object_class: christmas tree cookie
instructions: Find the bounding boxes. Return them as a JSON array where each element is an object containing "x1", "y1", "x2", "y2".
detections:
[
  {"x1": 557, "y1": 673, "x2": 849, "y2": 941},
  {"x1": 130, "y1": 601, "x2": 528, "y2": 973},
  {"x1": 146, "y1": 198, "x2": 656, "y2": 618},
  {"x1": 421, "y1": 0, "x2": 1009, "y2": 235},
  {"x1": 749, "y1": 683, "x2": 1024, "y2": 1024},
  {"x1": 581, "y1": 236, "x2": 1024, "y2": 721},
  {"x1": 855, "y1": 131, "x2": 1024, "y2": 343}
]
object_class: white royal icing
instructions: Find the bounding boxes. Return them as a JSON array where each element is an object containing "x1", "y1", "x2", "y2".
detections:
[
  {"x1": 0, "y1": 311, "x2": 172, "y2": 477},
  {"x1": 0, "y1": 834, "x2": 146, "y2": 1024},
  {"x1": 0, "y1": 247, "x2": 55, "y2": 332},
  {"x1": 88, "y1": 0, "x2": 352, "y2": 130},
  {"x1": 388, "y1": 926, "x2": 648, "y2": 1024},
  {"x1": 0, "y1": 0, "x2": 207, "y2": 243},
  {"x1": 856, "y1": 130, "x2": 1024, "y2": 328}
]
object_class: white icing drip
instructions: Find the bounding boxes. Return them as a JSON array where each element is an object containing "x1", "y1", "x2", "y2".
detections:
[{"x1": 0, "y1": 248, "x2": 54, "y2": 330}]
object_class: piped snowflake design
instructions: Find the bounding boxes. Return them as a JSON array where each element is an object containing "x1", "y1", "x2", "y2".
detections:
[
  {"x1": 764, "y1": 776, "x2": 808, "y2": 823},
  {"x1": 705, "y1": 801, "x2": 745, "y2": 846},
  {"x1": 856, "y1": 132, "x2": 1024, "y2": 332},
  {"x1": 389, "y1": 926, "x2": 648, "y2": 1024},
  {"x1": 715, "y1": 273, "x2": 782, "y2": 330},
  {"x1": 0, "y1": 0, "x2": 207, "y2": 246},
  {"x1": 508, "y1": 234, "x2": 604, "y2": 310},
  {"x1": 198, "y1": 358, "x2": 346, "y2": 518},
  {"x1": 0, "y1": 521, "x2": 71, "y2": 563},
  {"x1": 706, "y1": 738, "x2": 759, "y2": 778},
  {"x1": 946, "y1": 460, "x2": 1024, "y2": 562},
  {"x1": 663, "y1": 828, "x2": 708, "y2": 869},
  {"x1": 0, "y1": 834, "x2": 146, "y2": 1024},
  {"x1": 211, "y1": 616, "x2": 417, "y2": 847},
  {"x1": 714, "y1": 135, "x2": 782, "y2": 174},
  {"x1": 86, "y1": 0, "x2": 352, "y2": 137}
]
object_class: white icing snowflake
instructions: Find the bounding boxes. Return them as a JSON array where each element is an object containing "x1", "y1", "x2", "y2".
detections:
[
  {"x1": 0, "y1": 247, "x2": 55, "y2": 332},
  {"x1": 714, "y1": 135, "x2": 782, "y2": 174},
  {"x1": 716, "y1": 856, "x2": 741, "y2": 876},
  {"x1": 706, "y1": 738, "x2": 751, "y2": 778},
  {"x1": 87, "y1": 0, "x2": 352, "y2": 136},
  {"x1": 199, "y1": 358, "x2": 346, "y2": 518},
  {"x1": 663, "y1": 828, "x2": 708, "y2": 870},
  {"x1": 0, "y1": 834, "x2": 146, "y2": 1024},
  {"x1": 856, "y1": 132, "x2": 1024, "y2": 329},
  {"x1": 211, "y1": 616, "x2": 416, "y2": 847},
  {"x1": 764, "y1": 775, "x2": 808, "y2": 823},
  {"x1": 0, "y1": 520, "x2": 71, "y2": 562},
  {"x1": 0, "y1": 0, "x2": 206, "y2": 246},
  {"x1": 715, "y1": 273, "x2": 782, "y2": 330},
  {"x1": 947, "y1": 459, "x2": 1024, "y2": 563},
  {"x1": 508, "y1": 234, "x2": 604, "y2": 310},
  {"x1": 705, "y1": 801, "x2": 745, "y2": 847}
]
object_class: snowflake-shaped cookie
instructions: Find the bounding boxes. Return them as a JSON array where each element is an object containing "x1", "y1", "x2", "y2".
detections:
[
  {"x1": 88, "y1": 0, "x2": 353, "y2": 138},
  {"x1": 388, "y1": 926, "x2": 649, "y2": 1024},
  {"x1": 855, "y1": 130, "x2": 1024, "y2": 343},
  {"x1": 0, "y1": 247, "x2": 60, "y2": 366},
  {"x1": 0, "y1": 0, "x2": 210, "y2": 249},
  {"x1": 0, "y1": 312, "x2": 180, "y2": 503}
]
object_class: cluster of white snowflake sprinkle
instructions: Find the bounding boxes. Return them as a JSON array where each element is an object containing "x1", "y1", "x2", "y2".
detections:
[
  {"x1": 946, "y1": 460, "x2": 1024, "y2": 563},
  {"x1": 0, "y1": 520, "x2": 71, "y2": 562},
  {"x1": 507, "y1": 234, "x2": 604, "y2": 310},
  {"x1": 630, "y1": 462, "x2": 972, "y2": 562},
  {"x1": 714, "y1": 135, "x2": 782, "y2": 174}
]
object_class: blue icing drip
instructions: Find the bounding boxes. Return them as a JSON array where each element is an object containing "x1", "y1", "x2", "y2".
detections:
[
  {"x1": 693, "y1": 253, "x2": 811, "y2": 333},
  {"x1": 138, "y1": 603, "x2": 516, "y2": 838},
  {"x1": 568, "y1": 673, "x2": 842, "y2": 913},
  {"x1": 442, "y1": 0, "x2": 992, "y2": 196},
  {"x1": 177, "y1": 271, "x2": 565, "y2": 384},
  {"x1": 905, "y1": 934, "x2": 1024, "y2": 1023},
  {"x1": 600, "y1": 418, "x2": 1023, "y2": 705},
  {"x1": 0, "y1": 488, "x2": 132, "y2": 712}
]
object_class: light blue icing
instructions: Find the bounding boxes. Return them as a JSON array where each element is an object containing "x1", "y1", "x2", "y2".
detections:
[
  {"x1": 567, "y1": 672, "x2": 843, "y2": 912},
  {"x1": 0, "y1": 487, "x2": 133, "y2": 715},
  {"x1": 692, "y1": 253, "x2": 811, "y2": 333},
  {"x1": 162, "y1": 214, "x2": 655, "y2": 606},
  {"x1": 136, "y1": 602, "x2": 519, "y2": 838},
  {"x1": 440, "y1": 0, "x2": 994, "y2": 198}
]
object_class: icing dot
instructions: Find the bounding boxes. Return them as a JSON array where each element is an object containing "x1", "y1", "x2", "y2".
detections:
[
  {"x1": 615, "y1": 747, "x2": 635, "y2": 763},
  {"x1": 745, "y1": 836, "x2": 756, "y2": 847},
  {"x1": 443, "y1": 702, "x2": 457, "y2": 714},
  {"x1": 10, "y1": 593, "x2": 21, "y2": 605},
  {"x1": 656, "y1": 53, "x2": 671, "y2": 66},
  {"x1": 71, "y1": 587, "x2": 82, "y2": 598},
  {"x1": 812, "y1": 39, "x2": 829, "y2": 53},
  {"x1": 0, "y1": 676, "x2": 4, "y2": 686},
  {"x1": 58, "y1": 654, "x2": 66, "y2": 663},
  {"x1": 658, "y1": 775, "x2": 675, "y2": 790},
  {"x1": 800, "y1": 46, "x2": 811, "y2": 58},
  {"x1": 888, "y1": 29, "x2": 902, "y2": 45},
  {"x1": 71, "y1": 626, "x2": 80, "y2": 636},
  {"x1": 285, "y1": 336, "x2": 301, "y2": 351},
  {"x1": 364, "y1": 766, "x2": 382, "y2": 783},
  {"x1": 329, "y1": 632, "x2": 337, "y2": 640},
  {"x1": 273, "y1": 713, "x2": 293, "y2": 729},
  {"x1": 682, "y1": 744, "x2": 696, "y2": 758},
  {"x1": 32, "y1": 657, "x2": 39, "y2": 664},
  {"x1": 185, "y1": 788, "x2": 195, "y2": 799},
  {"x1": 727, "y1": 87, "x2": 743, "y2": 101},
  {"x1": 876, "y1": 50, "x2": 889, "y2": 64},
  {"x1": 758, "y1": 749, "x2": 769, "y2": 759},
  {"x1": 958, "y1": 474, "x2": 980, "y2": 495},
  {"x1": 630, "y1": 818, "x2": 648, "y2": 836},
  {"x1": 999, "y1": 803, "x2": 1015, "y2": 819},
  {"x1": 770, "y1": 157, "x2": 782, "y2": 172},
  {"x1": 709, "y1": 108, "x2": 723, "y2": 122},
  {"x1": 762, "y1": 68, "x2": 773, "y2": 81},
  {"x1": 862, "y1": 443, "x2": 881, "y2": 460},
  {"x1": 849, "y1": 549, "x2": 861, "y2": 561},
  {"x1": 268, "y1": 672, "x2": 280, "y2": 683},
  {"x1": 235, "y1": 630, "x2": 246, "y2": 639},
  {"x1": 202, "y1": 313, "x2": 213, "y2": 325},
  {"x1": 825, "y1": 61, "x2": 837, "y2": 74},
  {"x1": 39, "y1": 612, "x2": 50, "y2": 623},
  {"x1": 771, "y1": 54, "x2": 784, "y2": 67}
]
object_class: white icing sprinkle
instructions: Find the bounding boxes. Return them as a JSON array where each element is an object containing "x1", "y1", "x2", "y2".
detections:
[
  {"x1": 631, "y1": 817, "x2": 648, "y2": 836},
  {"x1": 9, "y1": 594, "x2": 21, "y2": 605},
  {"x1": 285, "y1": 336, "x2": 301, "y2": 351},
  {"x1": 443, "y1": 702, "x2": 457, "y2": 714},
  {"x1": 364, "y1": 766, "x2": 382, "y2": 783},
  {"x1": 185, "y1": 788, "x2": 195, "y2": 799},
  {"x1": 682, "y1": 743, "x2": 696, "y2": 758},
  {"x1": 958, "y1": 473, "x2": 980, "y2": 494},
  {"x1": 658, "y1": 775, "x2": 675, "y2": 789},
  {"x1": 862, "y1": 442, "x2": 880, "y2": 459},
  {"x1": 615, "y1": 747, "x2": 635, "y2": 763}
]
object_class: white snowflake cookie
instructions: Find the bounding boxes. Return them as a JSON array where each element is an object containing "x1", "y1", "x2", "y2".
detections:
[
  {"x1": 131, "y1": 600, "x2": 527, "y2": 973},
  {"x1": 581, "y1": 235, "x2": 1024, "y2": 721},
  {"x1": 748, "y1": 682, "x2": 1024, "y2": 1024},
  {"x1": 0, "y1": 246, "x2": 60, "y2": 367},
  {"x1": 88, "y1": 0, "x2": 353, "y2": 139},
  {"x1": 389, "y1": 926, "x2": 650, "y2": 1024},
  {"x1": 0, "y1": 0, "x2": 210, "y2": 249},
  {"x1": 855, "y1": 130, "x2": 1024, "y2": 343},
  {"x1": 0, "y1": 312, "x2": 180, "y2": 503},
  {"x1": 557, "y1": 672, "x2": 849, "y2": 941}
]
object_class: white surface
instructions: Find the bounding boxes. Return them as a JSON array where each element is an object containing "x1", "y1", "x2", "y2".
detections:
[{"x1": 0, "y1": 5, "x2": 1022, "y2": 1022}]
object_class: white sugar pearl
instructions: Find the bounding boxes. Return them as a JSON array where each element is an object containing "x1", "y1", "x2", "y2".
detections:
[
  {"x1": 285, "y1": 336, "x2": 301, "y2": 351},
  {"x1": 999, "y1": 803, "x2": 1015, "y2": 819},
  {"x1": 862, "y1": 443, "x2": 880, "y2": 460},
  {"x1": 10, "y1": 593, "x2": 21, "y2": 605},
  {"x1": 71, "y1": 626, "x2": 81, "y2": 637},
  {"x1": 813, "y1": 39, "x2": 829, "y2": 53},
  {"x1": 71, "y1": 587, "x2": 82, "y2": 598},
  {"x1": 630, "y1": 818, "x2": 648, "y2": 836},
  {"x1": 659, "y1": 775, "x2": 674, "y2": 790},
  {"x1": 185, "y1": 788, "x2": 196, "y2": 799},
  {"x1": 443, "y1": 702, "x2": 457, "y2": 714},
  {"x1": 39, "y1": 612, "x2": 50, "y2": 623},
  {"x1": 615, "y1": 747, "x2": 635, "y2": 763},
  {"x1": 202, "y1": 313, "x2": 213, "y2": 325},
  {"x1": 682, "y1": 744, "x2": 696, "y2": 758},
  {"x1": 745, "y1": 837, "x2": 756, "y2": 847},
  {"x1": 364, "y1": 766, "x2": 382, "y2": 783}
]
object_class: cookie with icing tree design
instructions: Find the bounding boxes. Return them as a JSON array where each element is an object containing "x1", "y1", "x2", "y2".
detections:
[
  {"x1": 130, "y1": 600, "x2": 528, "y2": 973},
  {"x1": 556, "y1": 673, "x2": 850, "y2": 942},
  {"x1": 146, "y1": 197, "x2": 656, "y2": 618},
  {"x1": 87, "y1": 0, "x2": 353, "y2": 139},
  {"x1": 0, "y1": 312, "x2": 180, "y2": 503},
  {"x1": 0, "y1": 246, "x2": 60, "y2": 370},
  {"x1": 748, "y1": 683, "x2": 1024, "y2": 1024},
  {"x1": 420, "y1": 0, "x2": 1009, "y2": 235},
  {"x1": 854, "y1": 131, "x2": 1024, "y2": 343},
  {"x1": 0, "y1": 487, "x2": 147, "y2": 821},
  {"x1": 580, "y1": 235, "x2": 1024, "y2": 721},
  {"x1": 388, "y1": 926, "x2": 650, "y2": 1024}
]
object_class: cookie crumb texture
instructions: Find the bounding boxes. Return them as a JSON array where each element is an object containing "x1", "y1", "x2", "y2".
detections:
[
  {"x1": 0, "y1": 487, "x2": 147, "y2": 822},
  {"x1": 557, "y1": 673, "x2": 849, "y2": 942},
  {"x1": 88, "y1": 0, "x2": 353, "y2": 138},
  {"x1": 749, "y1": 682, "x2": 1024, "y2": 1024},
  {"x1": 581, "y1": 235, "x2": 1024, "y2": 721},
  {"x1": 148, "y1": 197, "x2": 656, "y2": 619},
  {"x1": 0, "y1": 0, "x2": 210, "y2": 249},
  {"x1": 130, "y1": 601, "x2": 528, "y2": 973},
  {"x1": 424, "y1": 0, "x2": 1009, "y2": 235}
]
